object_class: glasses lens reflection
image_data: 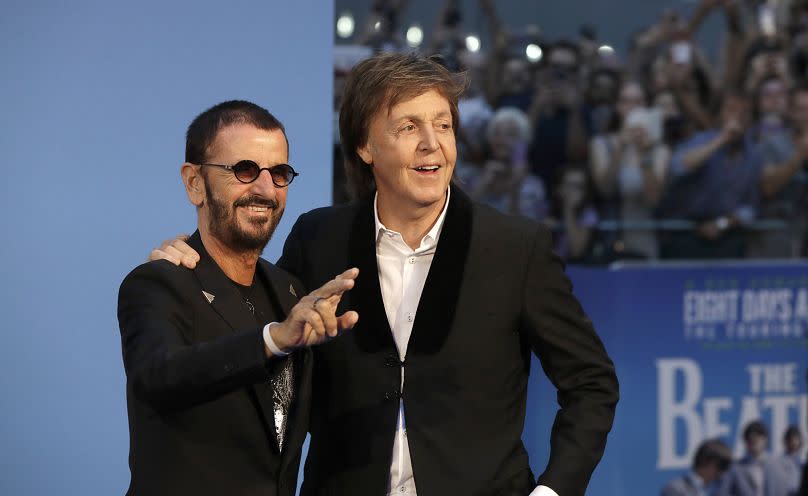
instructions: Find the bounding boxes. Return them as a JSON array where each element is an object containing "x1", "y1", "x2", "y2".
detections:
[
  {"x1": 270, "y1": 164, "x2": 294, "y2": 186},
  {"x1": 233, "y1": 160, "x2": 260, "y2": 182},
  {"x1": 228, "y1": 160, "x2": 296, "y2": 186}
]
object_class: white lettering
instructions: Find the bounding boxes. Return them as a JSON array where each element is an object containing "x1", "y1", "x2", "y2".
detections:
[
  {"x1": 742, "y1": 290, "x2": 793, "y2": 322},
  {"x1": 795, "y1": 289, "x2": 808, "y2": 320},
  {"x1": 657, "y1": 359, "x2": 702, "y2": 469},
  {"x1": 684, "y1": 291, "x2": 739, "y2": 325},
  {"x1": 703, "y1": 397, "x2": 732, "y2": 439}
]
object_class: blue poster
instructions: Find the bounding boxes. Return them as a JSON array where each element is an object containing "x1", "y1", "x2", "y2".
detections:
[{"x1": 524, "y1": 262, "x2": 808, "y2": 495}]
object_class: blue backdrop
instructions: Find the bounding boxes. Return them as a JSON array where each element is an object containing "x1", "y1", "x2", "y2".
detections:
[
  {"x1": 0, "y1": 2, "x2": 333, "y2": 494},
  {"x1": 523, "y1": 262, "x2": 808, "y2": 496}
]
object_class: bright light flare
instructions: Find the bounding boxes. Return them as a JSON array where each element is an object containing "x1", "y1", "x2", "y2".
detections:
[
  {"x1": 336, "y1": 13, "x2": 355, "y2": 39},
  {"x1": 465, "y1": 35, "x2": 481, "y2": 53},
  {"x1": 406, "y1": 25, "x2": 424, "y2": 47},
  {"x1": 526, "y1": 44, "x2": 543, "y2": 62}
]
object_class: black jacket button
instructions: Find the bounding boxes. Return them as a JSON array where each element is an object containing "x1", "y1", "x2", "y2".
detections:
[{"x1": 384, "y1": 354, "x2": 405, "y2": 367}]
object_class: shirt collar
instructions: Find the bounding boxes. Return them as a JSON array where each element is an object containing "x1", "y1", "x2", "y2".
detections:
[{"x1": 374, "y1": 188, "x2": 451, "y2": 246}]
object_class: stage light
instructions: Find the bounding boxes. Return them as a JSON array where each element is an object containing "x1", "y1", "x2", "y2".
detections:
[
  {"x1": 336, "y1": 13, "x2": 355, "y2": 39},
  {"x1": 374, "y1": 21, "x2": 381, "y2": 31},
  {"x1": 465, "y1": 35, "x2": 481, "y2": 53},
  {"x1": 598, "y1": 45, "x2": 615, "y2": 56},
  {"x1": 526, "y1": 43, "x2": 542, "y2": 62},
  {"x1": 406, "y1": 25, "x2": 424, "y2": 47}
]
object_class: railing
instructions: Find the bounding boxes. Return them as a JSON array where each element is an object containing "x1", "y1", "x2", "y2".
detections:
[{"x1": 594, "y1": 219, "x2": 790, "y2": 232}]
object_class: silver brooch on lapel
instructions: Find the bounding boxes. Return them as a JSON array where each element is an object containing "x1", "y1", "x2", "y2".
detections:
[{"x1": 202, "y1": 290, "x2": 215, "y2": 304}]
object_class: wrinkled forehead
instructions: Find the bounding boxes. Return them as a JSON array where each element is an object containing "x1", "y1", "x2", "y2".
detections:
[
  {"x1": 383, "y1": 88, "x2": 453, "y2": 119},
  {"x1": 208, "y1": 123, "x2": 289, "y2": 161}
]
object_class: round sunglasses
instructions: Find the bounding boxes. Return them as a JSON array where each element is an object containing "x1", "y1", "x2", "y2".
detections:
[{"x1": 197, "y1": 160, "x2": 299, "y2": 187}]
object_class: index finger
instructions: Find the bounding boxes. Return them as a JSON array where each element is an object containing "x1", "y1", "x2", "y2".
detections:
[
  {"x1": 311, "y1": 271, "x2": 358, "y2": 300},
  {"x1": 334, "y1": 267, "x2": 359, "y2": 281}
]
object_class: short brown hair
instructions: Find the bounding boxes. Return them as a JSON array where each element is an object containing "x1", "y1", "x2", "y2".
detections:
[{"x1": 339, "y1": 53, "x2": 467, "y2": 199}]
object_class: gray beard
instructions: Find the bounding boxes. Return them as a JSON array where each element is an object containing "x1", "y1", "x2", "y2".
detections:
[{"x1": 205, "y1": 185, "x2": 282, "y2": 254}]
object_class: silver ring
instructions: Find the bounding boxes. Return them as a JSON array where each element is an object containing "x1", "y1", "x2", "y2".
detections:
[{"x1": 312, "y1": 296, "x2": 325, "y2": 308}]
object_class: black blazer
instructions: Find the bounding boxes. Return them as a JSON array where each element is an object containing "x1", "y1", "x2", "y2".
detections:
[
  {"x1": 118, "y1": 232, "x2": 311, "y2": 496},
  {"x1": 278, "y1": 186, "x2": 619, "y2": 496}
]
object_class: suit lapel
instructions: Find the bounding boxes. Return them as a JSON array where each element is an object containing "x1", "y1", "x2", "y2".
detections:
[
  {"x1": 188, "y1": 231, "x2": 259, "y2": 336},
  {"x1": 188, "y1": 232, "x2": 280, "y2": 452},
  {"x1": 407, "y1": 184, "x2": 473, "y2": 355},
  {"x1": 347, "y1": 186, "x2": 474, "y2": 356},
  {"x1": 257, "y1": 259, "x2": 301, "y2": 318},
  {"x1": 347, "y1": 197, "x2": 398, "y2": 353}
]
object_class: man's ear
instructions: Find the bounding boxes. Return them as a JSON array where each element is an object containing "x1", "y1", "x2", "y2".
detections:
[
  {"x1": 181, "y1": 163, "x2": 205, "y2": 207},
  {"x1": 357, "y1": 141, "x2": 373, "y2": 166}
]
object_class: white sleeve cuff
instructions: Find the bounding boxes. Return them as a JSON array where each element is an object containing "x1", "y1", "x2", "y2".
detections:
[
  {"x1": 263, "y1": 322, "x2": 290, "y2": 357},
  {"x1": 530, "y1": 485, "x2": 559, "y2": 496}
]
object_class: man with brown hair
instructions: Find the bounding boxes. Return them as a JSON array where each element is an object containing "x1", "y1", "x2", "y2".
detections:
[
  {"x1": 716, "y1": 420, "x2": 792, "y2": 496},
  {"x1": 154, "y1": 53, "x2": 618, "y2": 496}
]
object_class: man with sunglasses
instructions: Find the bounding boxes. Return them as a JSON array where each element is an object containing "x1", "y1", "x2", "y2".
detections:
[{"x1": 118, "y1": 100, "x2": 358, "y2": 496}]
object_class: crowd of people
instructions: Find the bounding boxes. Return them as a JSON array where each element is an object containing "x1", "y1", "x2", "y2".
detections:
[
  {"x1": 334, "y1": 0, "x2": 808, "y2": 262},
  {"x1": 662, "y1": 420, "x2": 805, "y2": 496}
]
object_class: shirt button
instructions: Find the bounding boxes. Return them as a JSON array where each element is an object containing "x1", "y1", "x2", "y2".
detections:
[
  {"x1": 406, "y1": 313, "x2": 413, "y2": 322},
  {"x1": 399, "y1": 487, "x2": 406, "y2": 493},
  {"x1": 408, "y1": 257, "x2": 415, "y2": 264}
]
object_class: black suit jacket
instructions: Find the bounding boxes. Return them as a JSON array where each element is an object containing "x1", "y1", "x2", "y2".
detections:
[
  {"x1": 118, "y1": 232, "x2": 311, "y2": 496},
  {"x1": 278, "y1": 186, "x2": 619, "y2": 496}
]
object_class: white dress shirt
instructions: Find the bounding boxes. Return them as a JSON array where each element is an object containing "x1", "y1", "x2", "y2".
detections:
[
  {"x1": 374, "y1": 190, "x2": 557, "y2": 496},
  {"x1": 375, "y1": 190, "x2": 448, "y2": 496}
]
